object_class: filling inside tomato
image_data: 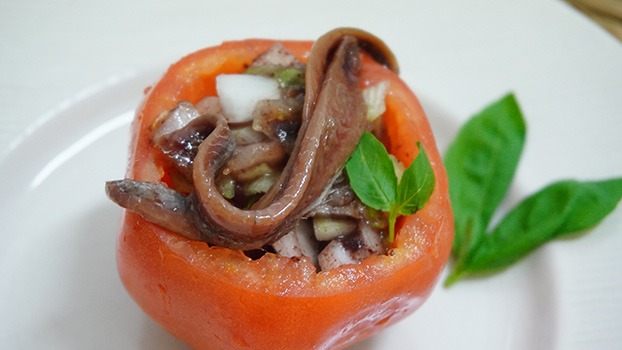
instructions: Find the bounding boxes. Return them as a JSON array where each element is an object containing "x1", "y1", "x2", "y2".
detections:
[{"x1": 106, "y1": 29, "x2": 407, "y2": 271}]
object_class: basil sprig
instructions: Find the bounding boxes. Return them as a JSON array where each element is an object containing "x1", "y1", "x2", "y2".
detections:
[
  {"x1": 445, "y1": 93, "x2": 622, "y2": 286},
  {"x1": 346, "y1": 132, "x2": 435, "y2": 242}
]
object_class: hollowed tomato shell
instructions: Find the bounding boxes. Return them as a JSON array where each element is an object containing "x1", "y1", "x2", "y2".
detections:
[{"x1": 116, "y1": 39, "x2": 453, "y2": 350}]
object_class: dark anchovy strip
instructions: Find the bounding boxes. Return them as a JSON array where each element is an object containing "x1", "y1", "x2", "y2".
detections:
[
  {"x1": 191, "y1": 33, "x2": 366, "y2": 249},
  {"x1": 105, "y1": 179, "x2": 202, "y2": 240}
]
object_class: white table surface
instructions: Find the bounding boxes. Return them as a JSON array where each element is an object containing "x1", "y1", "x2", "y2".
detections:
[{"x1": 2, "y1": 1, "x2": 622, "y2": 349}]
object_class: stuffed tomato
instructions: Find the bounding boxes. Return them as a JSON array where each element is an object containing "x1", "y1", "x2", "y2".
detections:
[{"x1": 106, "y1": 28, "x2": 453, "y2": 350}]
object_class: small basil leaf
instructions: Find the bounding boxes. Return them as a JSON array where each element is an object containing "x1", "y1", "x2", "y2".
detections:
[
  {"x1": 346, "y1": 131, "x2": 397, "y2": 212},
  {"x1": 466, "y1": 178, "x2": 622, "y2": 273},
  {"x1": 396, "y1": 143, "x2": 435, "y2": 215},
  {"x1": 444, "y1": 93, "x2": 526, "y2": 258}
]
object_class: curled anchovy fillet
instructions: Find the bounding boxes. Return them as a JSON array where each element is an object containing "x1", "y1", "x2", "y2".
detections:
[
  {"x1": 105, "y1": 180, "x2": 203, "y2": 240},
  {"x1": 107, "y1": 28, "x2": 398, "y2": 250}
]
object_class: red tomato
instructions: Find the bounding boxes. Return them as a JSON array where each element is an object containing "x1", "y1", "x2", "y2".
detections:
[{"x1": 116, "y1": 38, "x2": 453, "y2": 350}]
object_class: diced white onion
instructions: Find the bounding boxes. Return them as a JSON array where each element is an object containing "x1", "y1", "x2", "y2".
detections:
[
  {"x1": 317, "y1": 222, "x2": 385, "y2": 271},
  {"x1": 350, "y1": 222, "x2": 385, "y2": 261},
  {"x1": 272, "y1": 220, "x2": 318, "y2": 266},
  {"x1": 153, "y1": 101, "x2": 199, "y2": 140},
  {"x1": 216, "y1": 74, "x2": 280, "y2": 123},
  {"x1": 362, "y1": 81, "x2": 389, "y2": 121},
  {"x1": 318, "y1": 240, "x2": 358, "y2": 271},
  {"x1": 313, "y1": 217, "x2": 357, "y2": 241},
  {"x1": 389, "y1": 154, "x2": 405, "y2": 183}
]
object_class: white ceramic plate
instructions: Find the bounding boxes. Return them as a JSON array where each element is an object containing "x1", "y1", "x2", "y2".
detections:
[
  {"x1": 1, "y1": 4, "x2": 622, "y2": 347},
  {"x1": 0, "y1": 63, "x2": 620, "y2": 349}
]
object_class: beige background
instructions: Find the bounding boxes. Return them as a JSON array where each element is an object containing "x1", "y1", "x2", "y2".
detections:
[{"x1": 568, "y1": 0, "x2": 622, "y2": 39}]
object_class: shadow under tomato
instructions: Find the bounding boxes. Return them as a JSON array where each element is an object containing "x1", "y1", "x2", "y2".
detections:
[{"x1": 347, "y1": 335, "x2": 380, "y2": 350}]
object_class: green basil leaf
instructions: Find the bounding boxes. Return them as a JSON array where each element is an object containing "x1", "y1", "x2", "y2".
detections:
[
  {"x1": 444, "y1": 93, "x2": 526, "y2": 258},
  {"x1": 346, "y1": 131, "x2": 397, "y2": 212},
  {"x1": 466, "y1": 178, "x2": 622, "y2": 273},
  {"x1": 444, "y1": 93, "x2": 622, "y2": 287},
  {"x1": 396, "y1": 143, "x2": 435, "y2": 215}
]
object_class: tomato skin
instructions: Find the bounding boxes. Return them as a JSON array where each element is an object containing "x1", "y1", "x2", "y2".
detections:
[{"x1": 116, "y1": 39, "x2": 453, "y2": 350}]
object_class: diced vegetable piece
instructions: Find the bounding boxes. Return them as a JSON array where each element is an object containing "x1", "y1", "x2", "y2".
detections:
[
  {"x1": 248, "y1": 43, "x2": 302, "y2": 69},
  {"x1": 231, "y1": 126, "x2": 267, "y2": 145},
  {"x1": 362, "y1": 81, "x2": 389, "y2": 121},
  {"x1": 272, "y1": 220, "x2": 318, "y2": 266},
  {"x1": 216, "y1": 74, "x2": 280, "y2": 123},
  {"x1": 317, "y1": 222, "x2": 385, "y2": 271},
  {"x1": 389, "y1": 154, "x2": 405, "y2": 183},
  {"x1": 350, "y1": 222, "x2": 385, "y2": 261},
  {"x1": 274, "y1": 67, "x2": 305, "y2": 88},
  {"x1": 312, "y1": 217, "x2": 357, "y2": 241},
  {"x1": 318, "y1": 239, "x2": 358, "y2": 271},
  {"x1": 152, "y1": 101, "x2": 200, "y2": 140},
  {"x1": 244, "y1": 172, "x2": 279, "y2": 195},
  {"x1": 217, "y1": 176, "x2": 236, "y2": 199}
]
